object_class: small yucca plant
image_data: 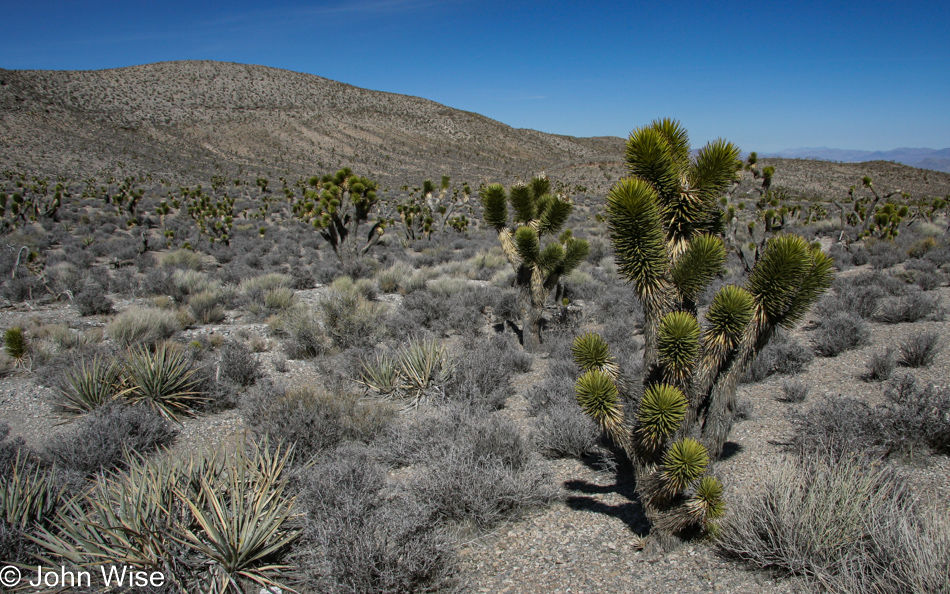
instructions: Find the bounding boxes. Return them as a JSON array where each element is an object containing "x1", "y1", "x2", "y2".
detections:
[
  {"x1": 120, "y1": 342, "x2": 206, "y2": 423},
  {"x1": 53, "y1": 355, "x2": 123, "y2": 417},
  {"x1": 1, "y1": 451, "x2": 60, "y2": 530},
  {"x1": 4, "y1": 326, "x2": 29, "y2": 367}
]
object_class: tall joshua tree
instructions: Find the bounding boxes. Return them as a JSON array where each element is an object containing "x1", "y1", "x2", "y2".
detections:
[
  {"x1": 481, "y1": 175, "x2": 590, "y2": 351},
  {"x1": 572, "y1": 119, "x2": 833, "y2": 547}
]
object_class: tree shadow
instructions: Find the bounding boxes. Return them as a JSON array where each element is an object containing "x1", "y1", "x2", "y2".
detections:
[
  {"x1": 719, "y1": 441, "x2": 743, "y2": 460},
  {"x1": 563, "y1": 454, "x2": 651, "y2": 536}
]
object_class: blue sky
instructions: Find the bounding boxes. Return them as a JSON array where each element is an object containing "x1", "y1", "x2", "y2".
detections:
[{"x1": 2, "y1": 0, "x2": 948, "y2": 152}]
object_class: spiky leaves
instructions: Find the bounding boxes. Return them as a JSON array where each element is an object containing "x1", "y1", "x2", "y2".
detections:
[
  {"x1": 670, "y1": 234, "x2": 725, "y2": 303},
  {"x1": 747, "y1": 235, "x2": 835, "y2": 329},
  {"x1": 575, "y1": 368, "x2": 623, "y2": 438},
  {"x1": 509, "y1": 184, "x2": 535, "y2": 224},
  {"x1": 607, "y1": 178, "x2": 669, "y2": 309},
  {"x1": 572, "y1": 332, "x2": 618, "y2": 377},
  {"x1": 704, "y1": 285, "x2": 755, "y2": 356},
  {"x1": 660, "y1": 438, "x2": 709, "y2": 498},
  {"x1": 537, "y1": 196, "x2": 573, "y2": 236},
  {"x1": 636, "y1": 384, "x2": 687, "y2": 451},
  {"x1": 686, "y1": 475, "x2": 725, "y2": 523},
  {"x1": 657, "y1": 312, "x2": 700, "y2": 386},
  {"x1": 120, "y1": 344, "x2": 205, "y2": 423},
  {"x1": 481, "y1": 183, "x2": 508, "y2": 231},
  {"x1": 514, "y1": 225, "x2": 540, "y2": 265},
  {"x1": 626, "y1": 120, "x2": 686, "y2": 203},
  {"x1": 690, "y1": 139, "x2": 742, "y2": 203},
  {"x1": 54, "y1": 356, "x2": 123, "y2": 417}
]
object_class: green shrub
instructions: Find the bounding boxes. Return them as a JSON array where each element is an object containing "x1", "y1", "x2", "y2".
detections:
[{"x1": 318, "y1": 287, "x2": 386, "y2": 350}]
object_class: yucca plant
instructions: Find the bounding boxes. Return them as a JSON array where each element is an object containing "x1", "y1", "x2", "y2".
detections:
[
  {"x1": 120, "y1": 342, "x2": 206, "y2": 423},
  {"x1": 30, "y1": 441, "x2": 299, "y2": 593},
  {"x1": 1, "y1": 451, "x2": 60, "y2": 530},
  {"x1": 4, "y1": 326, "x2": 30, "y2": 368},
  {"x1": 53, "y1": 355, "x2": 123, "y2": 417},
  {"x1": 358, "y1": 336, "x2": 453, "y2": 408},
  {"x1": 572, "y1": 119, "x2": 833, "y2": 546},
  {"x1": 480, "y1": 174, "x2": 590, "y2": 350}
]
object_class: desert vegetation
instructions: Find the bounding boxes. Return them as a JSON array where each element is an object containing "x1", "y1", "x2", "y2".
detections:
[{"x1": 0, "y1": 104, "x2": 949, "y2": 594}]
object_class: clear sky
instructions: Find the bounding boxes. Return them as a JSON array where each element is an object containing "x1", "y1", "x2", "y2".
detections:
[{"x1": 2, "y1": 0, "x2": 948, "y2": 153}]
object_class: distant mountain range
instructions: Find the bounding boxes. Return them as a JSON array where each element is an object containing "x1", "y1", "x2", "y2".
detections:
[{"x1": 763, "y1": 148, "x2": 950, "y2": 174}]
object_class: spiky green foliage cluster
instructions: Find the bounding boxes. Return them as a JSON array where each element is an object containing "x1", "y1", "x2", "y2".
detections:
[
  {"x1": 572, "y1": 119, "x2": 833, "y2": 542},
  {"x1": 291, "y1": 168, "x2": 385, "y2": 258},
  {"x1": 480, "y1": 174, "x2": 590, "y2": 349},
  {"x1": 4, "y1": 326, "x2": 29, "y2": 364},
  {"x1": 51, "y1": 343, "x2": 207, "y2": 423},
  {"x1": 359, "y1": 336, "x2": 453, "y2": 408},
  {"x1": 30, "y1": 440, "x2": 299, "y2": 593}
]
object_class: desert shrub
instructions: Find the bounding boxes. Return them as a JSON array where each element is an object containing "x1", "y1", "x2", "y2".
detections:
[
  {"x1": 898, "y1": 330, "x2": 941, "y2": 367},
  {"x1": 240, "y1": 273, "x2": 295, "y2": 317},
  {"x1": 47, "y1": 262, "x2": 83, "y2": 297},
  {"x1": 277, "y1": 306, "x2": 328, "y2": 359},
  {"x1": 159, "y1": 248, "x2": 203, "y2": 270},
  {"x1": 779, "y1": 377, "x2": 810, "y2": 403},
  {"x1": 242, "y1": 383, "x2": 394, "y2": 464},
  {"x1": 789, "y1": 397, "x2": 892, "y2": 462},
  {"x1": 443, "y1": 334, "x2": 530, "y2": 410},
  {"x1": 744, "y1": 331, "x2": 814, "y2": 382},
  {"x1": 187, "y1": 289, "x2": 226, "y2": 324},
  {"x1": 876, "y1": 288, "x2": 941, "y2": 323},
  {"x1": 377, "y1": 261, "x2": 412, "y2": 293},
  {"x1": 407, "y1": 414, "x2": 557, "y2": 529},
  {"x1": 884, "y1": 375, "x2": 950, "y2": 455},
  {"x1": 533, "y1": 402, "x2": 601, "y2": 458},
  {"x1": 169, "y1": 269, "x2": 217, "y2": 304},
  {"x1": 219, "y1": 340, "x2": 263, "y2": 387},
  {"x1": 827, "y1": 242, "x2": 854, "y2": 270},
  {"x1": 2, "y1": 274, "x2": 43, "y2": 302},
  {"x1": 813, "y1": 311, "x2": 870, "y2": 357},
  {"x1": 319, "y1": 287, "x2": 386, "y2": 349},
  {"x1": 864, "y1": 348, "x2": 896, "y2": 381},
  {"x1": 906, "y1": 235, "x2": 938, "y2": 259},
  {"x1": 106, "y1": 306, "x2": 180, "y2": 347},
  {"x1": 869, "y1": 240, "x2": 906, "y2": 269},
  {"x1": 296, "y1": 443, "x2": 454, "y2": 593},
  {"x1": 718, "y1": 457, "x2": 950, "y2": 594},
  {"x1": 44, "y1": 402, "x2": 177, "y2": 474}
]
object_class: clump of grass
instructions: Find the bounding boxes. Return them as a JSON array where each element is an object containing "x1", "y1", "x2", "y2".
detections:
[
  {"x1": 159, "y1": 248, "x2": 203, "y2": 270},
  {"x1": 188, "y1": 289, "x2": 226, "y2": 324},
  {"x1": 718, "y1": 457, "x2": 950, "y2": 594},
  {"x1": 898, "y1": 330, "x2": 941, "y2": 368},
  {"x1": 876, "y1": 289, "x2": 941, "y2": 323},
  {"x1": 864, "y1": 348, "x2": 896, "y2": 381},
  {"x1": 106, "y1": 307, "x2": 180, "y2": 348}
]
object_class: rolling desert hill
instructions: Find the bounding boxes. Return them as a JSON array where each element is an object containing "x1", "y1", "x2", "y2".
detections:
[{"x1": 2, "y1": 60, "x2": 950, "y2": 199}]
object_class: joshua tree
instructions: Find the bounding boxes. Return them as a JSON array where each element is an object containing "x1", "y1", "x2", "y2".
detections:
[
  {"x1": 481, "y1": 175, "x2": 590, "y2": 351},
  {"x1": 571, "y1": 119, "x2": 833, "y2": 547},
  {"x1": 291, "y1": 168, "x2": 386, "y2": 259}
]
